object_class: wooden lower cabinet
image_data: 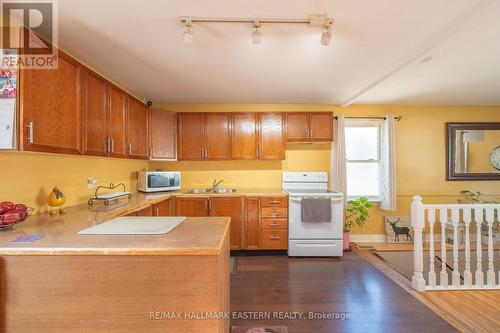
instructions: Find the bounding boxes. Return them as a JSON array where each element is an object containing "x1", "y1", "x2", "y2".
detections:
[
  {"x1": 209, "y1": 197, "x2": 243, "y2": 250},
  {"x1": 172, "y1": 195, "x2": 287, "y2": 251},
  {"x1": 174, "y1": 197, "x2": 209, "y2": 217},
  {"x1": 244, "y1": 197, "x2": 261, "y2": 250},
  {"x1": 153, "y1": 198, "x2": 172, "y2": 216},
  {"x1": 125, "y1": 205, "x2": 154, "y2": 217},
  {"x1": 244, "y1": 195, "x2": 288, "y2": 250},
  {"x1": 261, "y1": 229, "x2": 288, "y2": 250},
  {"x1": 174, "y1": 197, "x2": 243, "y2": 250}
]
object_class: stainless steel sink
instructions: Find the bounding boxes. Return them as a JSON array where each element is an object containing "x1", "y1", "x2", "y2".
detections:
[
  {"x1": 185, "y1": 188, "x2": 212, "y2": 194},
  {"x1": 213, "y1": 188, "x2": 237, "y2": 194}
]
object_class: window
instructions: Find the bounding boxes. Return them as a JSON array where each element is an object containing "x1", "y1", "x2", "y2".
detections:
[{"x1": 345, "y1": 119, "x2": 381, "y2": 201}]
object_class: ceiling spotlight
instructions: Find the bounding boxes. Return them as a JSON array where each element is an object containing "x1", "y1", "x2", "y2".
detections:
[
  {"x1": 321, "y1": 23, "x2": 332, "y2": 46},
  {"x1": 184, "y1": 20, "x2": 193, "y2": 44},
  {"x1": 252, "y1": 21, "x2": 262, "y2": 44}
]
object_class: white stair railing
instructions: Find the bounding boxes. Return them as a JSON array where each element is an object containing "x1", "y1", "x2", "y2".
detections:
[{"x1": 411, "y1": 196, "x2": 500, "y2": 291}]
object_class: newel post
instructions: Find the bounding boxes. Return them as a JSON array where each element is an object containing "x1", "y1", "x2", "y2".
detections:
[{"x1": 411, "y1": 196, "x2": 426, "y2": 291}]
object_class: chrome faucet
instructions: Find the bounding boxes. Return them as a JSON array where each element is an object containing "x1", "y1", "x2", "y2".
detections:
[{"x1": 212, "y1": 179, "x2": 224, "y2": 191}]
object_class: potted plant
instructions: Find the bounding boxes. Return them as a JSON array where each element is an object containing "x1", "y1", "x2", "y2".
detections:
[{"x1": 343, "y1": 197, "x2": 372, "y2": 251}]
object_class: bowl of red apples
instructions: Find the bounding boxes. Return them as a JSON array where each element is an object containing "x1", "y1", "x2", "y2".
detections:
[{"x1": 0, "y1": 201, "x2": 33, "y2": 230}]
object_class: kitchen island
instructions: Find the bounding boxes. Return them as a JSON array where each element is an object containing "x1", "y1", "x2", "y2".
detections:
[{"x1": 0, "y1": 211, "x2": 230, "y2": 333}]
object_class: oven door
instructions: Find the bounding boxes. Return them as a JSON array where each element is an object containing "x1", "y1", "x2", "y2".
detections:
[{"x1": 288, "y1": 195, "x2": 344, "y2": 240}]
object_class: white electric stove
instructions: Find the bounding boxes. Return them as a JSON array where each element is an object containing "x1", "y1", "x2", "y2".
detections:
[{"x1": 282, "y1": 171, "x2": 344, "y2": 257}]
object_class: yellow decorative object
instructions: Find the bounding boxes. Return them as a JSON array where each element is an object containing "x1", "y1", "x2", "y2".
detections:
[{"x1": 48, "y1": 187, "x2": 66, "y2": 215}]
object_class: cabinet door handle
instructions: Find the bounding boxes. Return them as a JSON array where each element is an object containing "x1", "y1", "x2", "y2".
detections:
[
  {"x1": 104, "y1": 139, "x2": 109, "y2": 153},
  {"x1": 155, "y1": 206, "x2": 160, "y2": 216},
  {"x1": 26, "y1": 122, "x2": 34, "y2": 144},
  {"x1": 205, "y1": 148, "x2": 208, "y2": 159},
  {"x1": 128, "y1": 143, "x2": 132, "y2": 155},
  {"x1": 208, "y1": 200, "x2": 212, "y2": 211},
  {"x1": 310, "y1": 128, "x2": 313, "y2": 138},
  {"x1": 111, "y1": 139, "x2": 115, "y2": 153}
]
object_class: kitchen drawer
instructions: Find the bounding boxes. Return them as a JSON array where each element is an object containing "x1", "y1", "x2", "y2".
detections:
[
  {"x1": 262, "y1": 218, "x2": 288, "y2": 229},
  {"x1": 260, "y1": 196, "x2": 288, "y2": 207},
  {"x1": 261, "y1": 229, "x2": 288, "y2": 250},
  {"x1": 261, "y1": 207, "x2": 288, "y2": 218}
]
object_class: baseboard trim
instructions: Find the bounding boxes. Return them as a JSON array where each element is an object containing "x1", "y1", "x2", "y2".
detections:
[{"x1": 350, "y1": 234, "x2": 386, "y2": 242}]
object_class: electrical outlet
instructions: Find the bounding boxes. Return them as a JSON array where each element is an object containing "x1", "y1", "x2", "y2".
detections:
[{"x1": 87, "y1": 177, "x2": 97, "y2": 189}]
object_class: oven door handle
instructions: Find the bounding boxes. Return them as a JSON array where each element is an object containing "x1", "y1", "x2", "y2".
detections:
[{"x1": 290, "y1": 197, "x2": 343, "y2": 202}]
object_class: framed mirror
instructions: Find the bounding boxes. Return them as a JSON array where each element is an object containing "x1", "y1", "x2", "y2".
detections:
[{"x1": 447, "y1": 122, "x2": 500, "y2": 180}]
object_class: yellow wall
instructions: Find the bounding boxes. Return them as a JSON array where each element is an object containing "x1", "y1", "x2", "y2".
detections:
[
  {"x1": 152, "y1": 103, "x2": 500, "y2": 234},
  {"x1": 0, "y1": 151, "x2": 147, "y2": 212}
]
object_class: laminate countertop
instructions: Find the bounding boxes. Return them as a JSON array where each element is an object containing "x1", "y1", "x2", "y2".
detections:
[{"x1": 0, "y1": 189, "x2": 286, "y2": 256}]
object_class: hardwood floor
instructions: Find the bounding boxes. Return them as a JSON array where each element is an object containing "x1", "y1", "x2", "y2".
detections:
[
  {"x1": 230, "y1": 253, "x2": 457, "y2": 332},
  {"x1": 355, "y1": 244, "x2": 500, "y2": 332}
]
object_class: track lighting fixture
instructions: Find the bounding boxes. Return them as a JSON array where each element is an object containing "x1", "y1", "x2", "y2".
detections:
[
  {"x1": 180, "y1": 16, "x2": 334, "y2": 46},
  {"x1": 321, "y1": 23, "x2": 332, "y2": 46},
  {"x1": 183, "y1": 20, "x2": 193, "y2": 44},
  {"x1": 252, "y1": 22, "x2": 262, "y2": 44}
]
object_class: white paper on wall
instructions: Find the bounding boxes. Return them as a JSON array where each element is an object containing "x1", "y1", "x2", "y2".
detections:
[{"x1": 0, "y1": 98, "x2": 16, "y2": 149}]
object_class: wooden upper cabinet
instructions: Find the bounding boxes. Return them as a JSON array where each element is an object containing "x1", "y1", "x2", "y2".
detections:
[
  {"x1": 205, "y1": 113, "x2": 231, "y2": 160},
  {"x1": 127, "y1": 97, "x2": 149, "y2": 159},
  {"x1": 231, "y1": 113, "x2": 258, "y2": 159},
  {"x1": 107, "y1": 85, "x2": 128, "y2": 158},
  {"x1": 245, "y1": 197, "x2": 261, "y2": 250},
  {"x1": 286, "y1": 113, "x2": 310, "y2": 142},
  {"x1": 82, "y1": 70, "x2": 108, "y2": 156},
  {"x1": 259, "y1": 113, "x2": 285, "y2": 160},
  {"x1": 178, "y1": 113, "x2": 205, "y2": 160},
  {"x1": 209, "y1": 197, "x2": 243, "y2": 250},
  {"x1": 21, "y1": 51, "x2": 83, "y2": 154},
  {"x1": 174, "y1": 197, "x2": 209, "y2": 217},
  {"x1": 310, "y1": 113, "x2": 333, "y2": 142},
  {"x1": 149, "y1": 108, "x2": 177, "y2": 160},
  {"x1": 286, "y1": 112, "x2": 333, "y2": 142}
]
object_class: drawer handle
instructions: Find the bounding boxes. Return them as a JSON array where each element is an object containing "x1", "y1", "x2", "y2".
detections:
[
  {"x1": 270, "y1": 236, "x2": 281, "y2": 240},
  {"x1": 269, "y1": 223, "x2": 280, "y2": 227},
  {"x1": 270, "y1": 200, "x2": 280, "y2": 204}
]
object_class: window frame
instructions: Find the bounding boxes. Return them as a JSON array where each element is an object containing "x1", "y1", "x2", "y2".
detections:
[{"x1": 345, "y1": 119, "x2": 382, "y2": 202}]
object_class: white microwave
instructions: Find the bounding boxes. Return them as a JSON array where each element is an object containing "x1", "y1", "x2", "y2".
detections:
[{"x1": 138, "y1": 171, "x2": 181, "y2": 193}]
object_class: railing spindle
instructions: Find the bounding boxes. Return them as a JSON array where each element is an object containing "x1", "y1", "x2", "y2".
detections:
[
  {"x1": 411, "y1": 196, "x2": 426, "y2": 291},
  {"x1": 463, "y1": 208, "x2": 473, "y2": 287},
  {"x1": 439, "y1": 208, "x2": 449, "y2": 287},
  {"x1": 428, "y1": 208, "x2": 436, "y2": 287},
  {"x1": 451, "y1": 208, "x2": 460, "y2": 286},
  {"x1": 474, "y1": 206, "x2": 484, "y2": 287},
  {"x1": 486, "y1": 208, "x2": 495, "y2": 286}
]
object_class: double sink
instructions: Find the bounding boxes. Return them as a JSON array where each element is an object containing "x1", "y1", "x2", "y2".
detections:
[
  {"x1": 183, "y1": 179, "x2": 236, "y2": 195},
  {"x1": 184, "y1": 188, "x2": 237, "y2": 194}
]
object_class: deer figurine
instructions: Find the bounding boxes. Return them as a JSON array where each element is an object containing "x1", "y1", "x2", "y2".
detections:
[{"x1": 386, "y1": 218, "x2": 413, "y2": 242}]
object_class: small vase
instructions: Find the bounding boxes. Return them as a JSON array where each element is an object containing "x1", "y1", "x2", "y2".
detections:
[{"x1": 343, "y1": 231, "x2": 351, "y2": 252}]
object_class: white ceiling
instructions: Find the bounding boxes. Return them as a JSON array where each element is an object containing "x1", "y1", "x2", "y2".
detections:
[{"x1": 57, "y1": 0, "x2": 500, "y2": 105}]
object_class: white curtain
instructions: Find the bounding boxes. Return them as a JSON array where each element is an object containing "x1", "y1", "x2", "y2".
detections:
[
  {"x1": 331, "y1": 115, "x2": 347, "y2": 207},
  {"x1": 380, "y1": 115, "x2": 397, "y2": 211}
]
